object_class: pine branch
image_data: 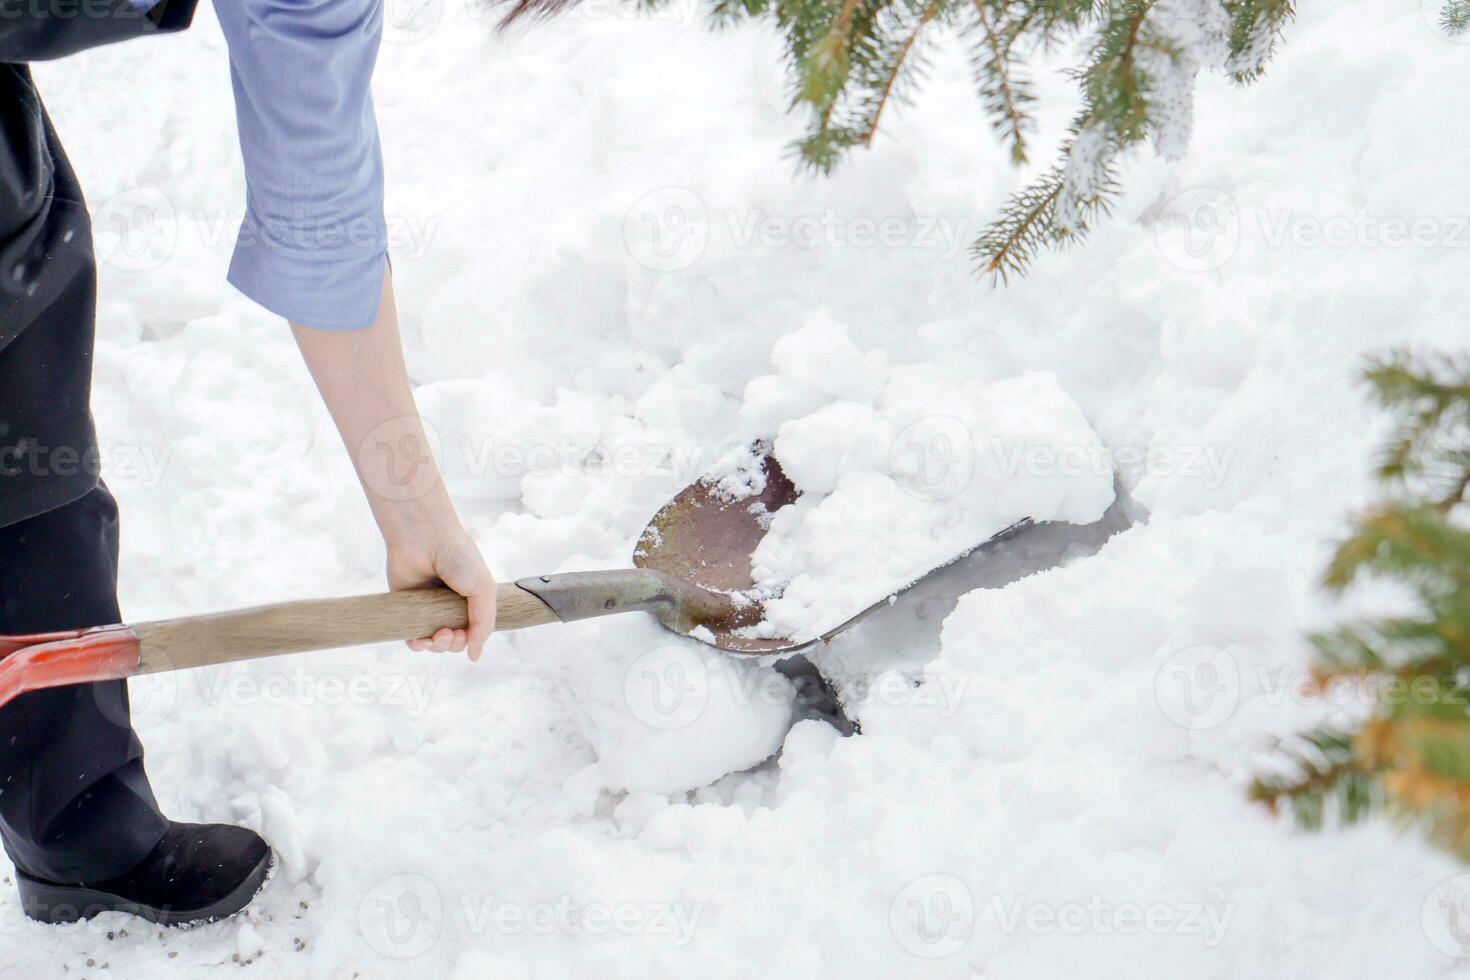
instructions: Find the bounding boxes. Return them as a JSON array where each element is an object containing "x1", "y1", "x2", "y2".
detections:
[
  {"x1": 1442, "y1": 0, "x2": 1470, "y2": 37},
  {"x1": 972, "y1": 136, "x2": 1121, "y2": 283},
  {"x1": 1364, "y1": 351, "x2": 1470, "y2": 506},
  {"x1": 971, "y1": 0, "x2": 1034, "y2": 164},
  {"x1": 1254, "y1": 352, "x2": 1470, "y2": 863},
  {"x1": 1079, "y1": 0, "x2": 1156, "y2": 144},
  {"x1": 1249, "y1": 726, "x2": 1379, "y2": 831},
  {"x1": 1322, "y1": 503, "x2": 1470, "y2": 598},
  {"x1": 791, "y1": 0, "x2": 945, "y2": 172},
  {"x1": 972, "y1": 166, "x2": 1064, "y2": 284},
  {"x1": 1224, "y1": 0, "x2": 1296, "y2": 82},
  {"x1": 861, "y1": 0, "x2": 946, "y2": 145},
  {"x1": 498, "y1": 0, "x2": 1306, "y2": 281}
]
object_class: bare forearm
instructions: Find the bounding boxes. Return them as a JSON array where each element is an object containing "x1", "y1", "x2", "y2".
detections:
[
  {"x1": 290, "y1": 269, "x2": 496, "y2": 657},
  {"x1": 289, "y1": 271, "x2": 458, "y2": 547}
]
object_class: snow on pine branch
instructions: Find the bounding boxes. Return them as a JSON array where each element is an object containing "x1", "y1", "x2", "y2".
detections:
[
  {"x1": 591, "y1": 0, "x2": 1306, "y2": 281},
  {"x1": 491, "y1": 0, "x2": 1466, "y2": 279}
]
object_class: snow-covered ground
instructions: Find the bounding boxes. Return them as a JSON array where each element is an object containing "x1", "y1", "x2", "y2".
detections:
[{"x1": 8, "y1": 0, "x2": 1470, "y2": 975}]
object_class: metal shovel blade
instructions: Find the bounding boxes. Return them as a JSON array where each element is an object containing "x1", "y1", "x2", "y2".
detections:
[
  {"x1": 633, "y1": 451, "x2": 804, "y2": 654},
  {"x1": 522, "y1": 450, "x2": 1030, "y2": 657}
]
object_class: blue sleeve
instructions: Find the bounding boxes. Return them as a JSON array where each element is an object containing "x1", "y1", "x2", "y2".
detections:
[{"x1": 215, "y1": 0, "x2": 388, "y2": 331}]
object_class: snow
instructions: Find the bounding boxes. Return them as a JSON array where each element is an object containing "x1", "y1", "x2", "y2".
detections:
[
  {"x1": 9, "y1": 0, "x2": 1470, "y2": 976},
  {"x1": 747, "y1": 347, "x2": 1115, "y2": 638}
]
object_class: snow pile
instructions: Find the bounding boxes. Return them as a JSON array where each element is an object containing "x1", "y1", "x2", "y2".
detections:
[
  {"x1": 550, "y1": 616, "x2": 795, "y2": 793},
  {"x1": 736, "y1": 310, "x2": 1114, "y2": 639}
]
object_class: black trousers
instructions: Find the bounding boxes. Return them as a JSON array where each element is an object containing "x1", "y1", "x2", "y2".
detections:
[
  {"x1": 0, "y1": 486, "x2": 167, "y2": 882},
  {"x1": 0, "y1": 0, "x2": 198, "y2": 884}
]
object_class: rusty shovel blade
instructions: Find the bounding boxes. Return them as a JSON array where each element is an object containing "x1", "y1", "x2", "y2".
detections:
[{"x1": 516, "y1": 449, "x2": 1031, "y2": 657}]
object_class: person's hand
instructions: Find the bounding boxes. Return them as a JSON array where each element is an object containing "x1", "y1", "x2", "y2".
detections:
[
  {"x1": 288, "y1": 270, "x2": 496, "y2": 661},
  {"x1": 386, "y1": 523, "x2": 497, "y2": 660}
]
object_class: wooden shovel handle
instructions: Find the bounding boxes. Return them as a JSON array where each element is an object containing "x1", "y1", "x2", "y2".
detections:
[{"x1": 133, "y1": 584, "x2": 560, "y2": 673}]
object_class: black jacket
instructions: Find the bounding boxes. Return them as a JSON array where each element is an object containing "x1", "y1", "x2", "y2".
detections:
[{"x1": 0, "y1": 0, "x2": 196, "y2": 527}]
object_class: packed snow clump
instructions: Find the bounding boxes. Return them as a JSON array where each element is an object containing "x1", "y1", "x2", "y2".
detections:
[{"x1": 730, "y1": 311, "x2": 1115, "y2": 639}]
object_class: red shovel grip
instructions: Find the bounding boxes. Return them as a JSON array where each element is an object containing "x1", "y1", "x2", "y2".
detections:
[{"x1": 0, "y1": 627, "x2": 142, "y2": 709}]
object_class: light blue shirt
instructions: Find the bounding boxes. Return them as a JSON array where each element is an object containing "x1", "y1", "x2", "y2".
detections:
[{"x1": 146, "y1": 0, "x2": 389, "y2": 330}]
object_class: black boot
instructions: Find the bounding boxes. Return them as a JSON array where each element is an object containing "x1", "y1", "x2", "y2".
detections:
[{"x1": 16, "y1": 822, "x2": 272, "y2": 926}]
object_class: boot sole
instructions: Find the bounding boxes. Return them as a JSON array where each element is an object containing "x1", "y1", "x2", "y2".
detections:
[{"x1": 17, "y1": 849, "x2": 273, "y2": 926}]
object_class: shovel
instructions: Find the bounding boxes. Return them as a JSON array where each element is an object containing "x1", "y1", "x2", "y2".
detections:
[{"x1": 0, "y1": 451, "x2": 1031, "y2": 709}]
